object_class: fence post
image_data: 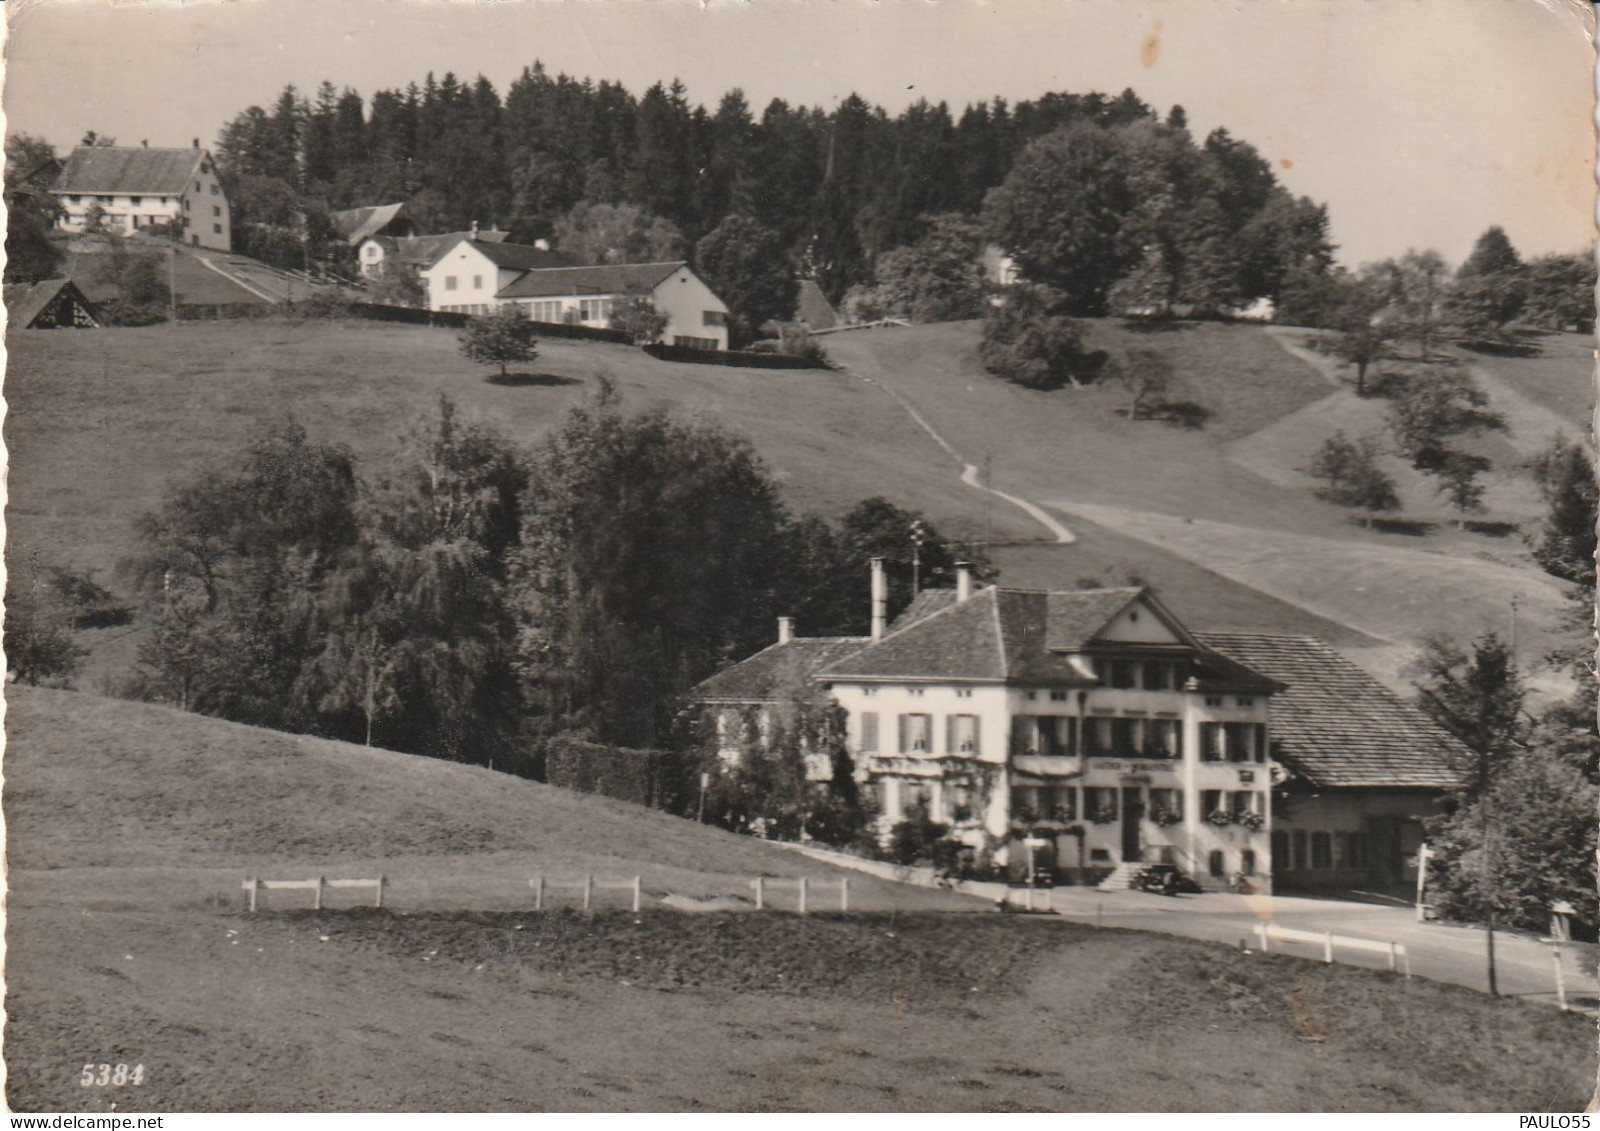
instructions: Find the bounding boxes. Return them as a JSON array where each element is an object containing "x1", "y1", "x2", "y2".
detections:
[
  {"x1": 1387, "y1": 941, "x2": 1398, "y2": 973},
  {"x1": 375, "y1": 875, "x2": 385, "y2": 909},
  {"x1": 1553, "y1": 948, "x2": 1568, "y2": 1012},
  {"x1": 632, "y1": 876, "x2": 642, "y2": 914},
  {"x1": 315, "y1": 876, "x2": 325, "y2": 911},
  {"x1": 247, "y1": 877, "x2": 259, "y2": 913},
  {"x1": 755, "y1": 876, "x2": 764, "y2": 911},
  {"x1": 799, "y1": 877, "x2": 808, "y2": 915},
  {"x1": 1257, "y1": 925, "x2": 1270, "y2": 953},
  {"x1": 535, "y1": 875, "x2": 545, "y2": 911},
  {"x1": 840, "y1": 877, "x2": 849, "y2": 912},
  {"x1": 583, "y1": 875, "x2": 593, "y2": 911},
  {"x1": 1323, "y1": 931, "x2": 1334, "y2": 964}
]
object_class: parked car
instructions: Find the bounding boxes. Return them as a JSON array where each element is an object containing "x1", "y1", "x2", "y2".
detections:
[{"x1": 1131, "y1": 863, "x2": 1202, "y2": 896}]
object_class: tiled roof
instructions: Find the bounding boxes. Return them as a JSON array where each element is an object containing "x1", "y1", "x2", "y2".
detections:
[
  {"x1": 497, "y1": 261, "x2": 684, "y2": 299},
  {"x1": 1196, "y1": 633, "x2": 1469, "y2": 790},
  {"x1": 1044, "y1": 588, "x2": 1144, "y2": 650},
  {"x1": 696, "y1": 637, "x2": 870, "y2": 702},
  {"x1": 468, "y1": 240, "x2": 576, "y2": 273},
  {"x1": 887, "y1": 589, "x2": 957, "y2": 632},
  {"x1": 331, "y1": 203, "x2": 411, "y2": 245},
  {"x1": 381, "y1": 231, "x2": 509, "y2": 269},
  {"x1": 4, "y1": 279, "x2": 86, "y2": 327},
  {"x1": 796, "y1": 279, "x2": 837, "y2": 330},
  {"x1": 53, "y1": 147, "x2": 205, "y2": 195}
]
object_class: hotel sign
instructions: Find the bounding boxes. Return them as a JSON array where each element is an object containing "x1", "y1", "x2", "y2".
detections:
[{"x1": 1089, "y1": 760, "x2": 1177, "y2": 773}]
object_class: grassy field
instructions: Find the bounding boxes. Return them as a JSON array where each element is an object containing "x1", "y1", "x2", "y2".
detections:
[
  {"x1": 5, "y1": 686, "x2": 1593, "y2": 1113},
  {"x1": 11, "y1": 314, "x2": 1584, "y2": 697},
  {"x1": 826, "y1": 322, "x2": 1584, "y2": 688}
]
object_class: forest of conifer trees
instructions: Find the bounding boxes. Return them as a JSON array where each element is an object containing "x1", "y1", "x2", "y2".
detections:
[{"x1": 210, "y1": 68, "x2": 1333, "y2": 309}]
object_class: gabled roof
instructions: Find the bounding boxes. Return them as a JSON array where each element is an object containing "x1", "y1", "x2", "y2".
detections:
[
  {"x1": 497, "y1": 261, "x2": 685, "y2": 300},
  {"x1": 330, "y1": 203, "x2": 411, "y2": 245},
  {"x1": 696, "y1": 637, "x2": 871, "y2": 703},
  {"x1": 817, "y1": 585, "x2": 1280, "y2": 690},
  {"x1": 5, "y1": 279, "x2": 97, "y2": 327},
  {"x1": 53, "y1": 147, "x2": 206, "y2": 195},
  {"x1": 1197, "y1": 633, "x2": 1469, "y2": 790},
  {"x1": 464, "y1": 239, "x2": 575, "y2": 273},
  {"x1": 380, "y1": 230, "x2": 509, "y2": 269}
]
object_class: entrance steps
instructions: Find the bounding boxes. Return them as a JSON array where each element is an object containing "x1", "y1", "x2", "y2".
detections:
[{"x1": 1097, "y1": 861, "x2": 1147, "y2": 892}]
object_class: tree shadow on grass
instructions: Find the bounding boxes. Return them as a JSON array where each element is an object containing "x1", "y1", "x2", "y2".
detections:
[
  {"x1": 487, "y1": 372, "x2": 582, "y2": 388},
  {"x1": 1363, "y1": 517, "x2": 1436, "y2": 536},
  {"x1": 1463, "y1": 519, "x2": 1520, "y2": 538}
]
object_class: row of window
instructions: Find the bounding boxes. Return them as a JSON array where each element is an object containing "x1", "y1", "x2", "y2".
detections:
[
  {"x1": 864, "y1": 711, "x2": 981, "y2": 755},
  {"x1": 438, "y1": 304, "x2": 496, "y2": 315},
  {"x1": 1009, "y1": 716, "x2": 1267, "y2": 763},
  {"x1": 1009, "y1": 785, "x2": 1262, "y2": 823},
  {"x1": 674, "y1": 335, "x2": 720, "y2": 350},
  {"x1": 1272, "y1": 829, "x2": 1369, "y2": 871}
]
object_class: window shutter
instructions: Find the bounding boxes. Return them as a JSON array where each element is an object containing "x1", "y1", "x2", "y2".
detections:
[
  {"x1": 1254, "y1": 724, "x2": 1267, "y2": 763},
  {"x1": 945, "y1": 714, "x2": 955, "y2": 756},
  {"x1": 861, "y1": 712, "x2": 878, "y2": 753},
  {"x1": 971, "y1": 716, "x2": 981, "y2": 756},
  {"x1": 898, "y1": 714, "x2": 908, "y2": 753}
]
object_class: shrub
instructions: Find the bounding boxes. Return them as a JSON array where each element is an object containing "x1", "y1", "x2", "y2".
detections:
[{"x1": 979, "y1": 283, "x2": 1107, "y2": 389}]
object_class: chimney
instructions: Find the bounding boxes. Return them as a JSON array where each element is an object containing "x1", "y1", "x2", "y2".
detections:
[
  {"x1": 955, "y1": 561, "x2": 973, "y2": 603},
  {"x1": 777, "y1": 616, "x2": 794, "y2": 645},
  {"x1": 141, "y1": 140, "x2": 149, "y2": 148},
  {"x1": 870, "y1": 557, "x2": 888, "y2": 642},
  {"x1": 192, "y1": 137, "x2": 199, "y2": 149},
  {"x1": 470, "y1": 220, "x2": 480, "y2": 241}
]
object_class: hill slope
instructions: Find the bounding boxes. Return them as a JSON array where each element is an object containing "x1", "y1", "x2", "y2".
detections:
[
  {"x1": 4, "y1": 316, "x2": 1584, "y2": 693},
  {"x1": 3, "y1": 685, "x2": 968, "y2": 912}
]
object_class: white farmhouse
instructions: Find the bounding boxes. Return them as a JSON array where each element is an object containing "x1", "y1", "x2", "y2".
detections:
[
  {"x1": 52, "y1": 143, "x2": 231, "y2": 251},
  {"x1": 423, "y1": 236, "x2": 731, "y2": 350},
  {"x1": 697, "y1": 562, "x2": 1467, "y2": 894}
]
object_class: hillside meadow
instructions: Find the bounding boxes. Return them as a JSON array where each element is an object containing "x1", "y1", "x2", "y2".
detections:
[
  {"x1": 8, "y1": 314, "x2": 1584, "y2": 697},
  {"x1": 5, "y1": 685, "x2": 1594, "y2": 1113}
]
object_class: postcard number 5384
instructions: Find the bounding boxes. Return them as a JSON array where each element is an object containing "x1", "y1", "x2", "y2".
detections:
[{"x1": 80, "y1": 1063, "x2": 145, "y2": 1086}]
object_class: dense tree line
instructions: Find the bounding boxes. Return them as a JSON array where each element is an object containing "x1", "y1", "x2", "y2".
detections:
[
  {"x1": 209, "y1": 72, "x2": 1331, "y2": 307},
  {"x1": 116, "y1": 386, "x2": 987, "y2": 783}
]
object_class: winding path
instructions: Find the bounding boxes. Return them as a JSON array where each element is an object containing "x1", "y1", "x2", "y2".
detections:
[{"x1": 836, "y1": 355, "x2": 1076, "y2": 544}]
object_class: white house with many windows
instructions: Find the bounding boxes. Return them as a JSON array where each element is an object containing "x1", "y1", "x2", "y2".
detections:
[
  {"x1": 423, "y1": 235, "x2": 731, "y2": 349},
  {"x1": 696, "y1": 562, "x2": 1467, "y2": 894},
  {"x1": 52, "y1": 143, "x2": 231, "y2": 251}
]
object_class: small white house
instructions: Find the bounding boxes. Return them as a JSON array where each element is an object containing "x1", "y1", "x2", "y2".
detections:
[
  {"x1": 357, "y1": 227, "x2": 511, "y2": 281},
  {"x1": 426, "y1": 242, "x2": 731, "y2": 349},
  {"x1": 52, "y1": 143, "x2": 231, "y2": 251}
]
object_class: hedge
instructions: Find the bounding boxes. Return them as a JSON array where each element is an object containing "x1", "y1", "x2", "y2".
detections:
[{"x1": 544, "y1": 736, "x2": 661, "y2": 807}]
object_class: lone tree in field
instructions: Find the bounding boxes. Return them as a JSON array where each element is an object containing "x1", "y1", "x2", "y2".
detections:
[
  {"x1": 460, "y1": 306, "x2": 539, "y2": 379},
  {"x1": 1308, "y1": 432, "x2": 1400, "y2": 527},
  {"x1": 1434, "y1": 451, "x2": 1491, "y2": 529},
  {"x1": 1386, "y1": 367, "x2": 1505, "y2": 472}
]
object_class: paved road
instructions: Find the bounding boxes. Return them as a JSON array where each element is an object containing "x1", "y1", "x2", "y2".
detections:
[
  {"x1": 780, "y1": 842, "x2": 1596, "y2": 1010},
  {"x1": 1003, "y1": 882, "x2": 1597, "y2": 1010}
]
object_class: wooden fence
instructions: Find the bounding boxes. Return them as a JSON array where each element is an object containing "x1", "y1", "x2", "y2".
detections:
[
  {"x1": 1252, "y1": 922, "x2": 1410, "y2": 976},
  {"x1": 749, "y1": 876, "x2": 850, "y2": 913},
  {"x1": 243, "y1": 875, "x2": 385, "y2": 911},
  {"x1": 531, "y1": 874, "x2": 644, "y2": 913}
]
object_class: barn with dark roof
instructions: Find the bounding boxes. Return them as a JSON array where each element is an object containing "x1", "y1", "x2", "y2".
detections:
[{"x1": 1198, "y1": 632, "x2": 1467, "y2": 892}]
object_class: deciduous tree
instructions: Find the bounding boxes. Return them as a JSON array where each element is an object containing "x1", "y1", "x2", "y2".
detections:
[
  {"x1": 979, "y1": 283, "x2": 1106, "y2": 389},
  {"x1": 459, "y1": 305, "x2": 539, "y2": 378}
]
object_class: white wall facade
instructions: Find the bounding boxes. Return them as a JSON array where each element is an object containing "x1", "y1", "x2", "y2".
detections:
[
  {"x1": 831, "y1": 673, "x2": 1272, "y2": 890},
  {"x1": 651, "y1": 265, "x2": 730, "y2": 350},
  {"x1": 55, "y1": 152, "x2": 231, "y2": 252},
  {"x1": 423, "y1": 242, "x2": 517, "y2": 313}
]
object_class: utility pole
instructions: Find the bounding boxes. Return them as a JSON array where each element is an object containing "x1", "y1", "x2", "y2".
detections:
[
  {"x1": 910, "y1": 519, "x2": 927, "y2": 594},
  {"x1": 168, "y1": 241, "x2": 178, "y2": 327}
]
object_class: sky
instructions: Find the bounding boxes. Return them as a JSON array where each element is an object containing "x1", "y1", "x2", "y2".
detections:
[{"x1": 3, "y1": 0, "x2": 1593, "y2": 268}]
